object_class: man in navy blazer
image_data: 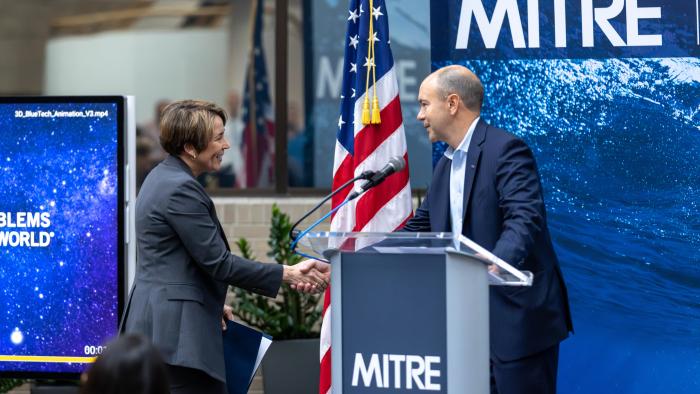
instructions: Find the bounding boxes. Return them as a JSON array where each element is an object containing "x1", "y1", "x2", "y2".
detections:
[{"x1": 401, "y1": 65, "x2": 573, "y2": 393}]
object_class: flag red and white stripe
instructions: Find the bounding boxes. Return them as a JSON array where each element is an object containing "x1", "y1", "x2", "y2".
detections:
[{"x1": 319, "y1": 1, "x2": 412, "y2": 392}]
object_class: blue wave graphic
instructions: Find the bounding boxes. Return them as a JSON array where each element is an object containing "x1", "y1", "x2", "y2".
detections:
[{"x1": 436, "y1": 57, "x2": 700, "y2": 392}]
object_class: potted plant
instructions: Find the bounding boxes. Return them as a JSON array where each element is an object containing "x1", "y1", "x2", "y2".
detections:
[
  {"x1": 230, "y1": 204, "x2": 322, "y2": 394},
  {"x1": 0, "y1": 379, "x2": 24, "y2": 394}
]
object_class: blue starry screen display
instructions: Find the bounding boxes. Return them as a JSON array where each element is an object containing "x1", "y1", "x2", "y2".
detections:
[{"x1": 0, "y1": 98, "x2": 123, "y2": 376}]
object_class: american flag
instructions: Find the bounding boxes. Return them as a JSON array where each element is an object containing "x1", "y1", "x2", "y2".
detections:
[
  {"x1": 319, "y1": 0, "x2": 412, "y2": 392},
  {"x1": 241, "y1": 0, "x2": 274, "y2": 188}
]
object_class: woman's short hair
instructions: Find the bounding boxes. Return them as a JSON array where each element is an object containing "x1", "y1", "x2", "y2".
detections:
[
  {"x1": 80, "y1": 334, "x2": 169, "y2": 394},
  {"x1": 159, "y1": 99, "x2": 227, "y2": 156}
]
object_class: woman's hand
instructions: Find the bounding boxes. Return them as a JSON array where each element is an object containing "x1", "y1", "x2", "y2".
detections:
[
  {"x1": 221, "y1": 304, "x2": 234, "y2": 330},
  {"x1": 282, "y1": 260, "x2": 330, "y2": 294}
]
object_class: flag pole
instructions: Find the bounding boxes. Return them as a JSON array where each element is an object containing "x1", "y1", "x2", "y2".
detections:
[
  {"x1": 274, "y1": 0, "x2": 288, "y2": 194},
  {"x1": 246, "y1": 0, "x2": 259, "y2": 187}
]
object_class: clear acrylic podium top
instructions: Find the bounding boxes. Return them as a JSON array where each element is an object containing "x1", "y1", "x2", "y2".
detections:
[{"x1": 301, "y1": 232, "x2": 533, "y2": 286}]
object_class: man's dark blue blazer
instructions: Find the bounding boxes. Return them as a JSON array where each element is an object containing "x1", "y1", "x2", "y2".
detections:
[{"x1": 401, "y1": 119, "x2": 573, "y2": 362}]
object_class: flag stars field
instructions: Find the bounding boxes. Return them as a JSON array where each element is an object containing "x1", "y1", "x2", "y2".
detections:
[
  {"x1": 372, "y1": 6, "x2": 383, "y2": 20},
  {"x1": 348, "y1": 8, "x2": 359, "y2": 23},
  {"x1": 349, "y1": 34, "x2": 359, "y2": 49}
]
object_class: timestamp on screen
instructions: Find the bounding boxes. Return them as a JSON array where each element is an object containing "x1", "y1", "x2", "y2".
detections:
[{"x1": 83, "y1": 345, "x2": 107, "y2": 356}]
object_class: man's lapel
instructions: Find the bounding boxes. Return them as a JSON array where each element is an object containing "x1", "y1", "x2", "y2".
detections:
[
  {"x1": 432, "y1": 157, "x2": 451, "y2": 232},
  {"x1": 461, "y1": 119, "x2": 487, "y2": 223}
]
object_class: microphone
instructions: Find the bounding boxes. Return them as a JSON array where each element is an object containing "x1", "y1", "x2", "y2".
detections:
[
  {"x1": 348, "y1": 156, "x2": 406, "y2": 200},
  {"x1": 288, "y1": 170, "x2": 374, "y2": 245}
]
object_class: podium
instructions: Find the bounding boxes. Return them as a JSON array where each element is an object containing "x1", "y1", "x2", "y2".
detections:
[{"x1": 303, "y1": 232, "x2": 532, "y2": 393}]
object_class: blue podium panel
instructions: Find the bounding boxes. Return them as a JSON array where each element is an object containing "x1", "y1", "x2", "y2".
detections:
[{"x1": 341, "y1": 252, "x2": 447, "y2": 392}]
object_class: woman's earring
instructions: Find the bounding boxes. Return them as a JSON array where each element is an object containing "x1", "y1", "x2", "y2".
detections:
[{"x1": 192, "y1": 153, "x2": 197, "y2": 159}]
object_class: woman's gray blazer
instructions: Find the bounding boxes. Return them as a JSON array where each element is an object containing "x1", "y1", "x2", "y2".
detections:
[{"x1": 121, "y1": 155, "x2": 283, "y2": 382}]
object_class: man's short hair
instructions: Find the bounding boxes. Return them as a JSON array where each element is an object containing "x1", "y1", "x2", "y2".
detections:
[
  {"x1": 434, "y1": 67, "x2": 484, "y2": 112},
  {"x1": 159, "y1": 100, "x2": 227, "y2": 156}
]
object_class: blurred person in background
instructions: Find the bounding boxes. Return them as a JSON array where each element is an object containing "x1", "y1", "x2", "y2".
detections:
[
  {"x1": 140, "y1": 99, "x2": 170, "y2": 165},
  {"x1": 217, "y1": 90, "x2": 244, "y2": 187},
  {"x1": 286, "y1": 101, "x2": 311, "y2": 187},
  {"x1": 135, "y1": 126, "x2": 156, "y2": 192}
]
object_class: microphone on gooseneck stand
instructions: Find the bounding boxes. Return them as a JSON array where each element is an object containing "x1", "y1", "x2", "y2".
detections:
[
  {"x1": 288, "y1": 156, "x2": 406, "y2": 261},
  {"x1": 347, "y1": 156, "x2": 406, "y2": 201},
  {"x1": 289, "y1": 170, "x2": 374, "y2": 244}
]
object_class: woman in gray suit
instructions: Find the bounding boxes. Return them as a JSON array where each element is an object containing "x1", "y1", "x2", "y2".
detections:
[{"x1": 122, "y1": 100, "x2": 328, "y2": 394}]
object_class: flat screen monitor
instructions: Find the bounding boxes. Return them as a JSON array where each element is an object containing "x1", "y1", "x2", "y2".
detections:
[{"x1": 0, "y1": 96, "x2": 128, "y2": 379}]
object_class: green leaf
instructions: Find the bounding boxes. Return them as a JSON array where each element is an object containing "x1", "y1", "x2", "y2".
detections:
[{"x1": 0, "y1": 379, "x2": 24, "y2": 393}]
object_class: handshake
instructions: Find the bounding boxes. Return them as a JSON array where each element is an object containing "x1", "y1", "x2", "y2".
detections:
[{"x1": 282, "y1": 259, "x2": 330, "y2": 294}]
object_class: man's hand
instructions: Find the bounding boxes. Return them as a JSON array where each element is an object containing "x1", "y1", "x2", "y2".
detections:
[
  {"x1": 282, "y1": 259, "x2": 330, "y2": 294},
  {"x1": 221, "y1": 304, "x2": 234, "y2": 330}
]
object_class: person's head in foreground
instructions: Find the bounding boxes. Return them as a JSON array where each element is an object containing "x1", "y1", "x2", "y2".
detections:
[{"x1": 81, "y1": 334, "x2": 169, "y2": 394}]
